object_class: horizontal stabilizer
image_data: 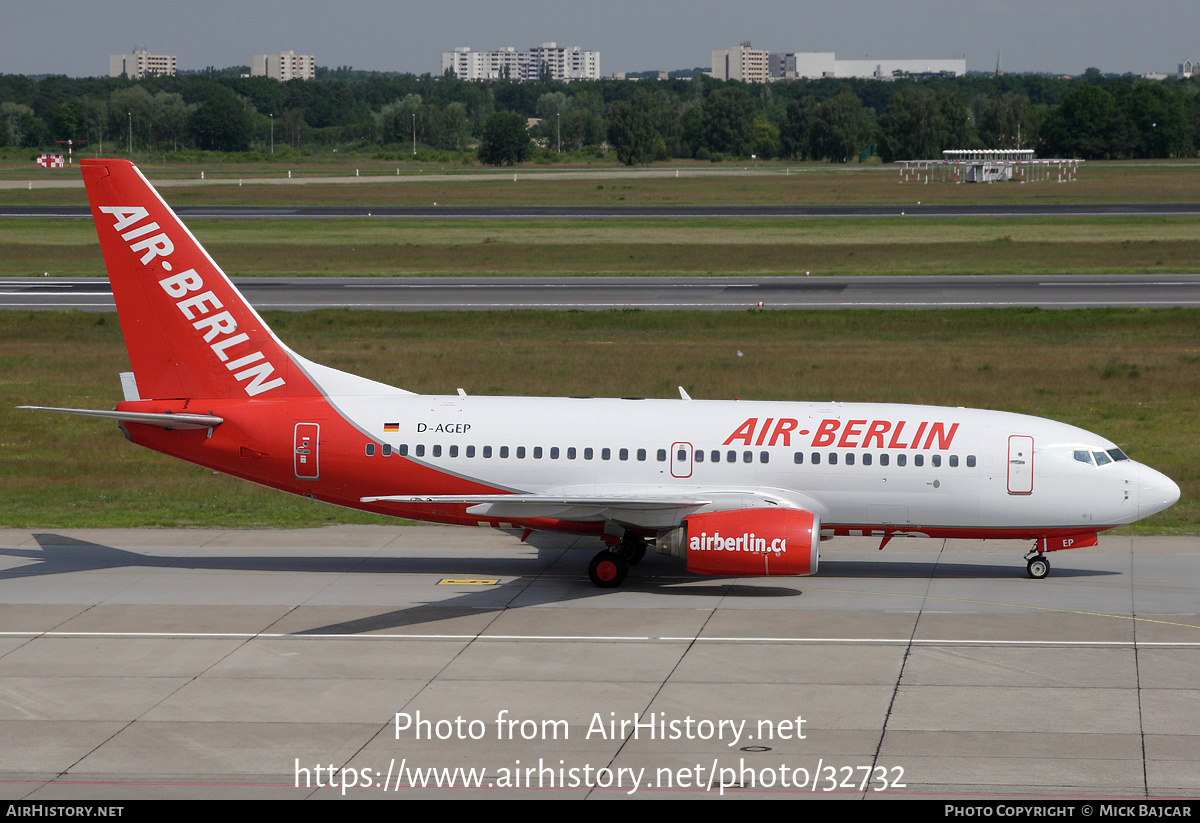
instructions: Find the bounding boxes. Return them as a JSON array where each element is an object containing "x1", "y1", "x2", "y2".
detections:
[{"x1": 19, "y1": 406, "x2": 223, "y2": 430}]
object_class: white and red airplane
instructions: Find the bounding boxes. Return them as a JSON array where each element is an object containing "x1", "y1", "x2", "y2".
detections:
[{"x1": 23, "y1": 160, "x2": 1180, "y2": 587}]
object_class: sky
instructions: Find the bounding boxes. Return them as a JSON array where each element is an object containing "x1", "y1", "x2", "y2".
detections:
[{"x1": 4, "y1": 0, "x2": 1197, "y2": 78}]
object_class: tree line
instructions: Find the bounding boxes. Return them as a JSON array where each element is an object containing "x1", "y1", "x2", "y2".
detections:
[{"x1": 1, "y1": 68, "x2": 1197, "y2": 164}]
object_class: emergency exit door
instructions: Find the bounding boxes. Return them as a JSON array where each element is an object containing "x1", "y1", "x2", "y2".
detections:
[{"x1": 294, "y1": 423, "x2": 320, "y2": 481}]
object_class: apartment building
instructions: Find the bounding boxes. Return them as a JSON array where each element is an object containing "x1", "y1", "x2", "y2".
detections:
[
  {"x1": 251, "y1": 51, "x2": 316, "y2": 81},
  {"x1": 109, "y1": 49, "x2": 177, "y2": 79}
]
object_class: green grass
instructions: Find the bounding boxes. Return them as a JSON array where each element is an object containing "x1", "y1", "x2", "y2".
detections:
[
  {"x1": 3, "y1": 162, "x2": 1199, "y2": 207},
  {"x1": 6, "y1": 216, "x2": 1200, "y2": 277},
  {"x1": 3, "y1": 308, "x2": 1195, "y2": 533}
]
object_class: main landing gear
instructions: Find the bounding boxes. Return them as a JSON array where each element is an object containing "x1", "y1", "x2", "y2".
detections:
[
  {"x1": 587, "y1": 535, "x2": 649, "y2": 588},
  {"x1": 1024, "y1": 549, "x2": 1050, "y2": 580}
]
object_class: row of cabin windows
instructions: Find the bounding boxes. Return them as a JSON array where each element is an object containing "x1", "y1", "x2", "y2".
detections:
[
  {"x1": 365, "y1": 444, "x2": 665, "y2": 461},
  {"x1": 794, "y1": 451, "x2": 976, "y2": 468},
  {"x1": 364, "y1": 442, "x2": 973, "y2": 469}
]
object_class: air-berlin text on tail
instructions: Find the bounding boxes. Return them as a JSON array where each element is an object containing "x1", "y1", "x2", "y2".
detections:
[
  {"x1": 723, "y1": 417, "x2": 959, "y2": 450},
  {"x1": 98, "y1": 205, "x2": 284, "y2": 397}
]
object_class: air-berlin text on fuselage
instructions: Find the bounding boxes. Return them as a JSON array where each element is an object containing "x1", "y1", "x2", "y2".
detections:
[
  {"x1": 723, "y1": 417, "x2": 959, "y2": 450},
  {"x1": 689, "y1": 531, "x2": 787, "y2": 554},
  {"x1": 98, "y1": 205, "x2": 284, "y2": 397}
]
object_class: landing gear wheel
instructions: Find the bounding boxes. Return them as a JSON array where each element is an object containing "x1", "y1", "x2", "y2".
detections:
[
  {"x1": 589, "y1": 551, "x2": 628, "y2": 588},
  {"x1": 1026, "y1": 555, "x2": 1050, "y2": 580},
  {"x1": 617, "y1": 538, "x2": 647, "y2": 566}
]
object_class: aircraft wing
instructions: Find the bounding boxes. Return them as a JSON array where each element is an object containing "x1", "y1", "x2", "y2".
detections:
[
  {"x1": 360, "y1": 487, "x2": 827, "y2": 530},
  {"x1": 360, "y1": 493, "x2": 709, "y2": 523}
]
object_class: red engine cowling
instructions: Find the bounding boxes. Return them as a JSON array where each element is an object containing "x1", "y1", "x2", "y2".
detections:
[{"x1": 659, "y1": 508, "x2": 820, "y2": 577}]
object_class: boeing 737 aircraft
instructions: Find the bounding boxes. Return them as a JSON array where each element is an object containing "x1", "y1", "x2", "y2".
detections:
[{"x1": 22, "y1": 160, "x2": 1180, "y2": 587}]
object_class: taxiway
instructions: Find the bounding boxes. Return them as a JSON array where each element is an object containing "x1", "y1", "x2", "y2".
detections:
[{"x1": 1, "y1": 527, "x2": 1196, "y2": 799}]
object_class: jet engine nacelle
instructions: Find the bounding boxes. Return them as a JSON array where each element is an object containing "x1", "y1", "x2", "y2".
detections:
[{"x1": 657, "y1": 508, "x2": 820, "y2": 576}]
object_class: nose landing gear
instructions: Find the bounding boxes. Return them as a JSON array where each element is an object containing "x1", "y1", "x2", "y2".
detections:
[{"x1": 1024, "y1": 549, "x2": 1050, "y2": 579}]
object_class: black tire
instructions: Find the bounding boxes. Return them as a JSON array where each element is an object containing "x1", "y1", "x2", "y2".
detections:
[
  {"x1": 589, "y1": 551, "x2": 628, "y2": 588},
  {"x1": 619, "y1": 540, "x2": 647, "y2": 566},
  {"x1": 1027, "y1": 556, "x2": 1050, "y2": 580}
]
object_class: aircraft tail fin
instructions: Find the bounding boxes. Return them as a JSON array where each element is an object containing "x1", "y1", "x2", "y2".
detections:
[{"x1": 80, "y1": 159, "x2": 319, "y2": 401}]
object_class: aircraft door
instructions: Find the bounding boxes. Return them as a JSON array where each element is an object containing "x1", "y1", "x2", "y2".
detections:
[
  {"x1": 1007, "y1": 435, "x2": 1033, "y2": 494},
  {"x1": 294, "y1": 423, "x2": 320, "y2": 481},
  {"x1": 671, "y1": 442, "x2": 693, "y2": 478}
]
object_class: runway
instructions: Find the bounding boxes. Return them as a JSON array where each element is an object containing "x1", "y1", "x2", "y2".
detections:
[
  {"x1": 4, "y1": 203, "x2": 1200, "y2": 220},
  {"x1": 4, "y1": 274, "x2": 1200, "y2": 312},
  {"x1": 0, "y1": 527, "x2": 1196, "y2": 799}
]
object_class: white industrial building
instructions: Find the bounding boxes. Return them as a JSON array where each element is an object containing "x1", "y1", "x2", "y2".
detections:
[
  {"x1": 710, "y1": 46, "x2": 965, "y2": 81},
  {"x1": 251, "y1": 51, "x2": 316, "y2": 81},
  {"x1": 109, "y1": 49, "x2": 177, "y2": 79},
  {"x1": 442, "y1": 44, "x2": 600, "y2": 81},
  {"x1": 788, "y1": 52, "x2": 965, "y2": 79}
]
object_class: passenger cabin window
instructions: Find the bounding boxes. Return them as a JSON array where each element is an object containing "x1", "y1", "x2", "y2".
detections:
[
  {"x1": 602, "y1": 448, "x2": 611, "y2": 460},
  {"x1": 862, "y1": 453, "x2": 872, "y2": 466},
  {"x1": 585, "y1": 448, "x2": 594, "y2": 460},
  {"x1": 657, "y1": 449, "x2": 666, "y2": 462},
  {"x1": 637, "y1": 449, "x2": 647, "y2": 461},
  {"x1": 794, "y1": 452, "x2": 803, "y2": 464},
  {"x1": 949, "y1": 455, "x2": 959, "y2": 467},
  {"x1": 932, "y1": 455, "x2": 941, "y2": 467},
  {"x1": 695, "y1": 450, "x2": 705, "y2": 463},
  {"x1": 432, "y1": 445, "x2": 442, "y2": 457},
  {"x1": 569, "y1": 447, "x2": 577, "y2": 460},
  {"x1": 516, "y1": 446, "x2": 525, "y2": 459},
  {"x1": 500, "y1": 446, "x2": 509, "y2": 458},
  {"x1": 550, "y1": 447, "x2": 559, "y2": 459},
  {"x1": 415, "y1": 445, "x2": 425, "y2": 457},
  {"x1": 619, "y1": 448, "x2": 628, "y2": 461},
  {"x1": 365, "y1": 443, "x2": 375, "y2": 456},
  {"x1": 760, "y1": 451, "x2": 769, "y2": 464},
  {"x1": 966, "y1": 455, "x2": 976, "y2": 467},
  {"x1": 467, "y1": 445, "x2": 476, "y2": 458},
  {"x1": 897, "y1": 454, "x2": 906, "y2": 467},
  {"x1": 483, "y1": 446, "x2": 493, "y2": 458}
]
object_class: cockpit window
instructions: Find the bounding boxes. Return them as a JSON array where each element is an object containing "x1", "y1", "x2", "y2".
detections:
[
  {"x1": 1107, "y1": 448, "x2": 1129, "y2": 462},
  {"x1": 1074, "y1": 450, "x2": 1094, "y2": 465},
  {"x1": 1093, "y1": 451, "x2": 1112, "y2": 466}
]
